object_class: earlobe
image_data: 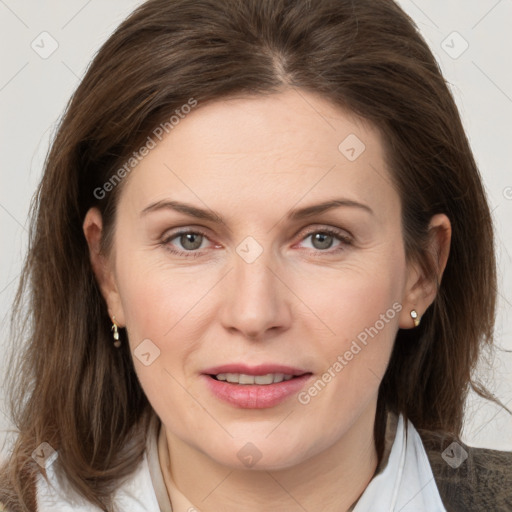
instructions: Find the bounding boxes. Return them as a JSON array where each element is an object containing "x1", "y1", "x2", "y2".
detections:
[
  {"x1": 82, "y1": 207, "x2": 125, "y2": 326},
  {"x1": 398, "y1": 261, "x2": 425, "y2": 329},
  {"x1": 399, "y1": 213, "x2": 452, "y2": 329}
]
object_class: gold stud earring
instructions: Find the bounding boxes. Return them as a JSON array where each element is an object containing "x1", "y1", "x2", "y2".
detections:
[
  {"x1": 410, "y1": 309, "x2": 421, "y2": 327},
  {"x1": 111, "y1": 315, "x2": 121, "y2": 348}
]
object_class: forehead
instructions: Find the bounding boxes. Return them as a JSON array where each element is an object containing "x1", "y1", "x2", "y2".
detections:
[{"x1": 120, "y1": 89, "x2": 398, "y2": 221}]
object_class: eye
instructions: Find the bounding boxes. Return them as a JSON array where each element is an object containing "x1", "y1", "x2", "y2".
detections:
[
  {"x1": 174, "y1": 232, "x2": 205, "y2": 251},
  {"x1": 161, "y1": 229, "x2": 214, "y2": 258},
  {"x1": 298, "y1": 227, "x2": 352, "y2": 253},
  {"x1": 161, "y1": 226, "x2": 353, "y2": 258}
]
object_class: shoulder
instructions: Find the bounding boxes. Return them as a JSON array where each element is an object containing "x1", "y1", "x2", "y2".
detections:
[
  {"x1": 1, "y1": 414, "x2": 159, "y2": 512},
  {"x1": 417, "y1": 428, "x2": 512, "y2": 512},
  {"x1": 34, "y1": 449, "x2": 159, "y2": 511}
]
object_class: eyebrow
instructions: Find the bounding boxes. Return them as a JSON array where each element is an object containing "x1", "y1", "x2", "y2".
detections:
[{"x1": 140, "y1": 198, "x2": 374, "y2": 223}]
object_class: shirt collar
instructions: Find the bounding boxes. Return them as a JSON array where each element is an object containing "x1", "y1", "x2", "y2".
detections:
[{"x1": 146, "y1": 411, "x2": 446, "y2": 512}]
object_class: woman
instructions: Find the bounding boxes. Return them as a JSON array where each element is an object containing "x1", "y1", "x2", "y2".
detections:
[{"x1": 1, "y1": 0, "x2": 511, "y2": 510}]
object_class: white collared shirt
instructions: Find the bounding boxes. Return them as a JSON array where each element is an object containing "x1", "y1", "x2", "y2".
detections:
[
  {"x1": 352, "y1": 414, "x2": 446, "y2": 511},
  {"x1": 36, "y1": 413, "x2": 447, "y2": 511}
]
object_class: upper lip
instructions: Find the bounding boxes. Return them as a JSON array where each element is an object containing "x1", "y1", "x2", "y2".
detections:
[{"x1": 203, "y1": 364, "x2": 310, "y2": 376}]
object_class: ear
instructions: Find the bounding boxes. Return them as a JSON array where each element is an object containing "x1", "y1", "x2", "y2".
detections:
[
  {"x1": 83, "y1": 207, "x2": 125, "y2": 326},
  {"x1": 399, "y1": 213, "x2": 451, "y2": 329}
]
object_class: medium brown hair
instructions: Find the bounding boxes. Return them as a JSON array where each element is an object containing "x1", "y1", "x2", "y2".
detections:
[{"x1": 1, "y1": 0, "x2": 505, "y2": 509}]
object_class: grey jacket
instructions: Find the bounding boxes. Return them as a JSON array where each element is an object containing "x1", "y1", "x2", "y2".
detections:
[{"x1": 420, "y1": 429, "x2": 512, "y2": 511}]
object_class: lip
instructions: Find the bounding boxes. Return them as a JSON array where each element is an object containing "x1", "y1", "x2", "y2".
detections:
[
  {"x1": 203, "y1": 363, "x2": 309, "y2": 376},
  {"x1": 202, "y1": 364, "x2": 313, "y2": 409}
]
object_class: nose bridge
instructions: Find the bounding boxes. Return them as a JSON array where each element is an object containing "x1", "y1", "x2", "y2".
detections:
[
  {"x1": 219, "y1": 236, "x2": 290, "y2": 338},
  {"x1": 235, "y1": 247, "x2": 274, "y2": 298}
]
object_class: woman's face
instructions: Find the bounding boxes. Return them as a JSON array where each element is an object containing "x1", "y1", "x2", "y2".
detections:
[{"x1": 86, "y1": 89, "x2": 433, "y2": 470}]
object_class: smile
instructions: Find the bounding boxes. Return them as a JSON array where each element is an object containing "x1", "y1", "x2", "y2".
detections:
[{"x1": 211, "y1": 373, "x2": 295, "y2": 384}]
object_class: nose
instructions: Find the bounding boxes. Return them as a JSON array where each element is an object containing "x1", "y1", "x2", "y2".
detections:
[{"x1": 218, "y1": 249, "x2": 292, "y2": 340}]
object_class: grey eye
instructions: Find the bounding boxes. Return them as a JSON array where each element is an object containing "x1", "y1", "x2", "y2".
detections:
[
  {"x1": 179, "y1": 233, "x2": 204, "y2": 250},
  {"x1": 310, "y1": 232, "x2": 335, "y2": 250}
]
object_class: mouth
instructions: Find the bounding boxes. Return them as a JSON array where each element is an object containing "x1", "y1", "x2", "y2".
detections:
[
  {"x1": 203, "y1": 363, "x2": 310, "y2": 384},
  {"x1": 202, "y1": 364, "x2": 313, "y2": 408},
  {"x1": 208, "y1": 372, "x2": 301, "y2": 384}
]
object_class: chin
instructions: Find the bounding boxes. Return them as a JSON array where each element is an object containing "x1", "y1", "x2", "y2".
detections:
[{"x1": 202, "y1": 438, "x2": 315, "y2": 472}]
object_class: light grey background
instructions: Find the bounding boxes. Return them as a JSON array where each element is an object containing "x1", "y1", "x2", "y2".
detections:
[{"x1": 1, "y1": 0, "x2": 511, "y2": 463}]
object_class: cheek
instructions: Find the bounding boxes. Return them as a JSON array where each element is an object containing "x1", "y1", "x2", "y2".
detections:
[
  {"x1": 310, "y1": 284, "x2": 399, "y2": 393},
  {"x1": 115, "y1": 247, "x2": 198, "y2": 336},
  {"x1": 114, "y1": 261, "x2": 206, "y2": 420},
  {"x1": 114, "y1": 252, "x2": 215, "y2": 381},
  {"x1": 292, "y1": 300, "x2": 399, "y2": 446},
  {"x1": 303, "y1": 249, "x2": 404, "y2": 341},
  {"x1": 296, "y1": 247, "x2": 405, "y2": 392}
]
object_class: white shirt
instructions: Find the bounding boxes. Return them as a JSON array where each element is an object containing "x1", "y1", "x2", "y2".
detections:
[{"x1": 36, "y1": 413, "x2": 447, "y2": 511}]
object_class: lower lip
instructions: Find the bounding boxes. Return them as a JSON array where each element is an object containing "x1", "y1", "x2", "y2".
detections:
[{"x1": 202, "y1": 374, "x2": 313, "y2": 409}]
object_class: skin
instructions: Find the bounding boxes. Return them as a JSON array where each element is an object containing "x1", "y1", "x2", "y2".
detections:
[{"x1": 83, "y1": 89, "x2": 451, "y2": 511}]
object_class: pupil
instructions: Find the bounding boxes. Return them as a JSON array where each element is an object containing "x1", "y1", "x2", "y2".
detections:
[
  {"x1": 313, "y1": 233, "x2": 333, "y2": 250},
  {"x1": 181, "y1": 233, "x2": 202, "y2": 250}
]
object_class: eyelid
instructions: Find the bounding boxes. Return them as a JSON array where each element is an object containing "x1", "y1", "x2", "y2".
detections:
[
  {"x1": 296, "y1": 224, "x2": 353, "y2": 241},
  {"x1": 293, "y1": 226, "x2": 353, "y2": 254},
  {"x1": 161, "y1": 224, "x2": 353, "y2": 259},
  {"x1": 161, "y1": 227, "x2": 217, "y2": 248},
  {"x1": 162, "y1": 226, "x2": 211, "y2": 240}
]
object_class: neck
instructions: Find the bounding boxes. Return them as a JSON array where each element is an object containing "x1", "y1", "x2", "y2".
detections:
[{"x1": 161, "y1": 404, "x2": 380, "y2": 512}]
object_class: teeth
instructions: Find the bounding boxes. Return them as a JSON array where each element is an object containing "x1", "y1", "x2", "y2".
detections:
[
  {"x1": 215, "y1": 373, "x2": 295, "y2": 384},
  {"x1": 255, "y1": 374, "x2": 274, "y2": 385},
  {"x1": 239, "y1": 373, "x2": 255, "y2": 385}
]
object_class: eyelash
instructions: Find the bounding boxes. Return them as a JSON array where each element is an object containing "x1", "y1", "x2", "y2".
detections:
[{"x1": 161, "y1": 227, "x2": 353, "y2": 259}]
